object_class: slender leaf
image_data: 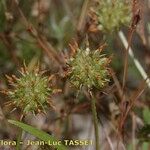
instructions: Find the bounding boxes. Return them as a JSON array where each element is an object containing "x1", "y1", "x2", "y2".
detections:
[{"x1": 8, "y1": 120, "x2": 67, "y2": 150}]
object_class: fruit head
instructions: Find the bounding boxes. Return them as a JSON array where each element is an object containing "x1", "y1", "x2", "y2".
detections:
[
  {"x1": 96, "y1": 0, "x2": 131, "y2": 32},
  {"x1": 6, "y1": 67, "x2": 54, "y2": 115},
  {"x1": 67, "y1": 46, "x2": 111, "y2": 89}
]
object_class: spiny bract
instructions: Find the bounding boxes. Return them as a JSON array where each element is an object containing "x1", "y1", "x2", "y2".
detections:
[
  {"x1": 6, "y1": 67, "x2": 54, "y2": 115},
  {"x1": 96, "y1": 0, "x2": 131, "y2": 32},
  {"x1": 67, "y1": 46, "x2": 110, "y2": 89}
]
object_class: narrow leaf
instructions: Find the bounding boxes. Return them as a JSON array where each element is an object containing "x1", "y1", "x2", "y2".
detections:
[{"x1": 8, "y1": 120, "x2": 67, "y2": 150}]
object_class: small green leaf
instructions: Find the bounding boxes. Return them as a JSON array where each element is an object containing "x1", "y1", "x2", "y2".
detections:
[{"x1": 8, "y1": 120, "x2": 67, "y2": 150}]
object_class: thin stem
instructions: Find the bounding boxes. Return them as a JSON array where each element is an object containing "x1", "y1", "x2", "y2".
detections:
[
  {"x1": 122, "y1": 28, "x2": 135, "y2": 92},
  {"x1": 132, "y1": 112, "x2": 136, "y2": 150},
  {"x1": 118, "y1": 31, "x2": 150, "y2": 89},
  {"x1": 77, "y1": 0, "x2": 90, "y2": 31},
  {"x1": 89, "y1": 90, "x2": 100, "y2": 150},
  {"x1": 16, "y1": 115, "x2": 24, "y2": 150},
  {"x1": 16, "y1": 130, "x2": 23, "y2": 150},
  {"x1": 13, "y1": 0, "x2": 64, "y2": 68}
]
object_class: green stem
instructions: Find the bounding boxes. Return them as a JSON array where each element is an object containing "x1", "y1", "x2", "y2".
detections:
[
  {"x1": 16, "y1": 130, "x2": 23, "y2": 150},
  {"x1": 89, "y1": 91, "x2": 100, "y2": 150},
  {"x1": 16, "y1": 115, "x2": 24, "y2": 150}
]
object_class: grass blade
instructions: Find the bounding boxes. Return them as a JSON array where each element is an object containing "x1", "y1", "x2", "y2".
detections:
[{"x1": 8, "y1": 119, "x2": 67, "y2": 150}]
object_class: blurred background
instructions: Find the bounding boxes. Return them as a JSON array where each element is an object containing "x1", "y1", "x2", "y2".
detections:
[{"x1": 0, "y1": 0, "x2": 150, "y2": 150}]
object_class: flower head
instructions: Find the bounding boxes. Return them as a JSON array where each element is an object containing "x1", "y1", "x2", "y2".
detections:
[
  {"x1": 5, "y1": 66, "x2": 55, "y2": 115},
  {"x1": 67, "y1": 43, "x2": 111, "y2": 89}
]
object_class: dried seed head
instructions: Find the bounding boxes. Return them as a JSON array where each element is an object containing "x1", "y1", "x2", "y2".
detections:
[
  {"x1": 67, "y1": 44, "x2": 111, "y2": 89},
  {"x1": 5, "y1": 66, "x2": 55, "y2": 115}
]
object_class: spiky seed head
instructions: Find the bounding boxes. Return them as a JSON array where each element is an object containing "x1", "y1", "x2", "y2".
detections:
[
  {"x1": 5, "y1": 66, "x2": 55, "y2": 115},
  {"x1": 96, "y1": 0, "x2": 131, "y2": 32},
  {"x1": 67, "y1": 44, "x2": 111, "y2": 89}
]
